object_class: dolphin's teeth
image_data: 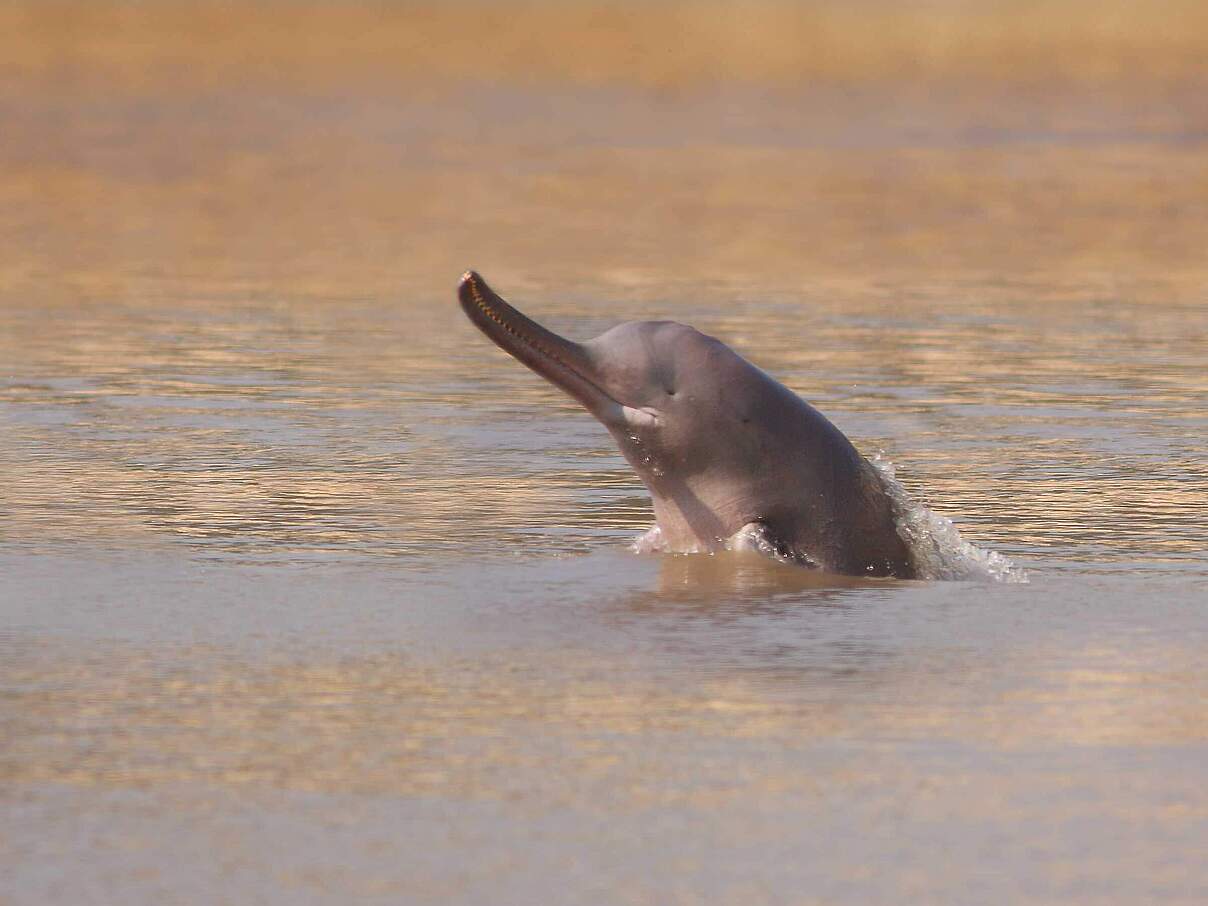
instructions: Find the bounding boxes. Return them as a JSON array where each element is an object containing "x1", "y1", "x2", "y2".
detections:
[{"x1": 468, "y1": 278, "x2": 575, "y2": 376}]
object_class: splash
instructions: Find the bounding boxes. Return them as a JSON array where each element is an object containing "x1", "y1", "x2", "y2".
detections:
[{"x1": 871, "y1": 455, "x2": 1027, "y2": 583}]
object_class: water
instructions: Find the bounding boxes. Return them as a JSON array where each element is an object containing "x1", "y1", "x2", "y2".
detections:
[{"x1": 3, "y1": 4, "x2": 1208, "y2": 903}]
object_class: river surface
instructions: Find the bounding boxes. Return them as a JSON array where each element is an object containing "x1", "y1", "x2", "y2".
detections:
[{"x1": 3, "y1": 4, "x2": 1208, "y2": 903}]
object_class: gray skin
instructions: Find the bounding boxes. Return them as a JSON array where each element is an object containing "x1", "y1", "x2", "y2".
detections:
[{"x1": 458, "y1": 271, "x2": 916, "y2": 578}]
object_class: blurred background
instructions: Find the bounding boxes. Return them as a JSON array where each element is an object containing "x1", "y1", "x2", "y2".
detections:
[{"x1": 7, "y1": 0, "x2": 1208, "y2": 300}]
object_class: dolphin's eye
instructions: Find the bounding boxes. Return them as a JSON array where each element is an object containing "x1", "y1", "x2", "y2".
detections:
[{"x1": 665, "y1": 388, "x2": 676, "y2": 396}]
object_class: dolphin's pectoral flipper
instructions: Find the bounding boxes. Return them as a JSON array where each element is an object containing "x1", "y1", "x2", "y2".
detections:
[
  {"x1": 632, "y1": 524, "x2": 667, "y2": 554},
  {"x1": 726, "y1": 522, "x2": 820, "y2": 568}
]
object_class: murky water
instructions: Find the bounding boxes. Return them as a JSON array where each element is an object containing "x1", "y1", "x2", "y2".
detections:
[{"x1": 3, "y1": 4, "x2": 1208, "y2": 903}]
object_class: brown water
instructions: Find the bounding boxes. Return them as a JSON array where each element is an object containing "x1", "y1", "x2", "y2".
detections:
[{"x1": 3, "y1": 3, "x2": 1208, "y2": 903}]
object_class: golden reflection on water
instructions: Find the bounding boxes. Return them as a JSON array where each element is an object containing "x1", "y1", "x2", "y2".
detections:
[
  {"x1": 4, "y1": 269, "x2": 1204, "y2": 561},
  {"x1": 7, "y1": 636, "x2": 1207, "y2": 797}
]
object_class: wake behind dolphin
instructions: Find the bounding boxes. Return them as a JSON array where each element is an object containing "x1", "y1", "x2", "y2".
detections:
[{"x1": 458, "y1": 271, "x2": 1021, "y2": 581}]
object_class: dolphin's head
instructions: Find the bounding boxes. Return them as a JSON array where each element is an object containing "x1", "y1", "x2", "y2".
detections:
[{"x1": 458, "y1": 271, "x2": 786, "y2": 486}]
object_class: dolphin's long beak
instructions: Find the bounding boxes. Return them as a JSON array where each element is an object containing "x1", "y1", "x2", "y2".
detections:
[{"x1": 458, "y1": 271, "x2": 623, "y2": 422}]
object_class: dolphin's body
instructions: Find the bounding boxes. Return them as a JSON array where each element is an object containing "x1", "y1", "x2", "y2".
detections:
[{"x1": 458, "y1": 271, "x2": 915, "y2": 578}]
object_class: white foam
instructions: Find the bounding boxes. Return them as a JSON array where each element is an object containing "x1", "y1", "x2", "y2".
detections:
[{"x1": 871, "y1": 454, "x2": 1028, "y2": 583}]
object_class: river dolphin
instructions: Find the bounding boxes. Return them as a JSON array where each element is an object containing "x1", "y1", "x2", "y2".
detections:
[{"x1": 458, "y1": 271, "x2": 916, "y2": 578}]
